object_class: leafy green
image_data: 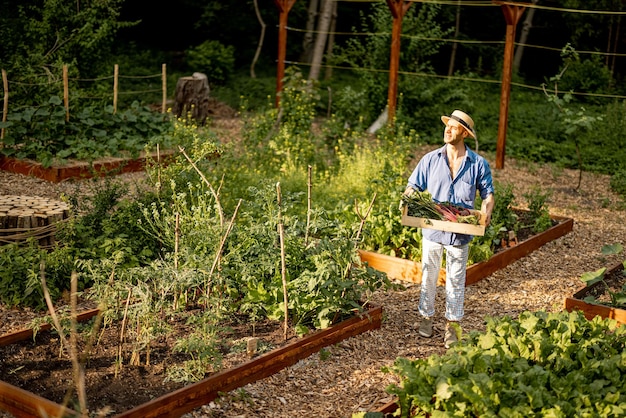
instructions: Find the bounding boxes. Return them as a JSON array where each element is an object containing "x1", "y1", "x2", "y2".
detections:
[{"x1": 387, "y1": 311, "x2": 626, "y2": 417}]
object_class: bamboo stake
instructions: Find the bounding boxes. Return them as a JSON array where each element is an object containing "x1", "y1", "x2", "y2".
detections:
[
  {"x1": 63, "y1": 65, "x2": 69, "y2": 122},
  {"x1": 69, "y1": 272, "x2": 88, "y2": 416},
  {"x1": 161, "y1": 63, "x2": 167, "y2": 113},
  {"x1": 305, "y1": 165, "x2": 312, "y2": 246},
  {"x1": 206, "y1": 199, "x2": 242, "y2": 302},
  {"x1": 276, "y1": 182, "x2": 288, "y2": 341},
  {"x1": 174, "y1": 212, "x2": 179, "y2": 270},
  {"x1": 178, "y1": 146, "x2": 224, "y2": 226},
  {"x1": 113, "y1": 64, "x2": 119, "y2": 114},
  {"x1": 1, "y1": 69, "x2": 8, "y2": 140}
]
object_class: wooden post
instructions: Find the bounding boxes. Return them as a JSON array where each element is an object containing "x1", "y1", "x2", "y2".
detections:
[
  {"x1": 113, "y1": 64, "x2": 119, "y2": 114},
  {"x1": 1, "y1": 69, "x2": 7, "y2": 140},
  {"x1": 274, "y1": 0, "x2": 297, "y2": 107},
  {"x1": 386, "y1": 0, "x2": 412, "y2": 123},
  {"x1": 63, "y1": 65, "x2": 69, "y2": 122},
  {"x1": 495, "y1": 2, "x2": 525, "y2": 169},
  {"x1": 162, "y1": 63, "x2": 167, "y2": 113}
]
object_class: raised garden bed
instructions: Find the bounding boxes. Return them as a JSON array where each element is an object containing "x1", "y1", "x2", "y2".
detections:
[
  {"x1": 359, "y1": 212, "x2": 574, "y2": 287},
  {"x1": 0, "y1": 304, "x2": 382, "y2": 418},
  {"x1": 0, "y1": 150, "x2": 175, "y2": 183},
  {"x1": 564, "y1": 261, "x2": 626, "y2": 324}
]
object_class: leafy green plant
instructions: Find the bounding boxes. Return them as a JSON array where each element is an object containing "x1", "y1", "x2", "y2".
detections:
[
  {"x1": 166, "y1": 312, "x2": 224, "y2": 383},
  {"x1": 523, "y1": 185, "x2": 553, "y2": 233},
  {"x1": 580, "y1": 243, "x2": 626, "y2": 309},
  {"x1": 0, "y1": 98, "x2": 172, "y2": 167},
  {"x1": 0, "y1": 239, "x2": 76, "y2": 309},
  {"x1": 386, "y1": 310, "x2": 626, "y2": 417}
]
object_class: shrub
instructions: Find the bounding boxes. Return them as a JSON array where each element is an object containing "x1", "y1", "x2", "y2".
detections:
[{"x1": 185, "y1": 40, "x2": 235, "y2": 85}]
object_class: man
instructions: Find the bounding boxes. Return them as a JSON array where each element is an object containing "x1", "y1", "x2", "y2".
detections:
[{"x1": 402, "y1": 110, "x2": 495, "y2": 348}]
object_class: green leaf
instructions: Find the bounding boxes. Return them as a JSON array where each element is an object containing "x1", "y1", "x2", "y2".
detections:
[
  {"x1": 601, "y1": 243, "x2": 623, "y2": 256},
  {"x1": 48, "y1": 95, "x2": 63, "y2": 105},
  {"x1": 580, "y1": 267, "x2": 606, "y2": 286}
]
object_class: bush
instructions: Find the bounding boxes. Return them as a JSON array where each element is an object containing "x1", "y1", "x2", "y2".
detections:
[{"x1": 185, "y1": 40, "x2": 235, "y2": 85}]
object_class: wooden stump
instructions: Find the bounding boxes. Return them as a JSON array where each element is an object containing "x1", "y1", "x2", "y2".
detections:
[
  {"x1": 0, "y1": 195, "x2": 70, "y2": 248},
  {"x1": 172, "y1": 72, "x2": 211, "y2": 125}
]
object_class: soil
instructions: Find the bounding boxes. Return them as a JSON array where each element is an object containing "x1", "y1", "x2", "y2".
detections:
[
  {"x1": 1, "y1": 115, "x2": 626, "y2": 417},
  {"x1": 0, "y1": 309, "x2": 295, "y2": 415}
]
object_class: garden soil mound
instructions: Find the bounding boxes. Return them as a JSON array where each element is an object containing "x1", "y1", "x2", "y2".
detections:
[{"x1": 1, "y1": 118, "x2": 626, "y2": 417}]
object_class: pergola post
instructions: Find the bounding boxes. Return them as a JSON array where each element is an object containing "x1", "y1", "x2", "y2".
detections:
[
  {"x1": 495, "y1": 2, "x2": 526, "y2": 169},
  {"x1": 274, "y1": 0, "x2": 297, "y2": 107},
  {"x1": 386, "y1": 0, "x2": 412, "y2": 123}
]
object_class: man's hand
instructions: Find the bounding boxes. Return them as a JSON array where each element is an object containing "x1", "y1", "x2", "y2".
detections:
[{"x1": 399, "y1": 187, "x2": 414, "y2": 211}]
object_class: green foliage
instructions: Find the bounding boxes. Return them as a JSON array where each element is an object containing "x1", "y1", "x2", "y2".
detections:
[
  {"x1": 59, "y1": 178, "x2": 160, "y2": 268},
  {"x1": 523, "y1": 186, "x2": 553, "y2": 233},
  {"x1": 610, "y1": 169, "x2": 626, "y2": 197},
  {"x1": 0, "y1": 240, "x2": 75, "y2": 309},
  {"x1": 386, "y1": 310, "x2": 626, "y2": 417},
  {"x1": 166, "y1": 312, "x2": 224, "y2": 383},
  {"x1": 557, "y1": 52, "x2": 614, "y2": 100},
  {"x1": 0, "y1": 98, "x2": 172, "y2": 167},
  {"x1": 0, "y1": 0, "x2": 136, "y2": 104},
  {"x1": 330, "y1": 2, "x2": 450, "y2": 125},
  {"x1": 185, "y1": 40, "x2": 235, "y2": 85}
]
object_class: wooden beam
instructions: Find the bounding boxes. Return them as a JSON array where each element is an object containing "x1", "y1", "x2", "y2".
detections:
[
  {"x1": 495, "y1": 2, "x2": 526, "y2": 169},
  {"x1": 274, "y1": 0, "x2": 297, "y2": 107},
  {"x1": 385, "y1": 0, "x2": 411, "y2": 123}
]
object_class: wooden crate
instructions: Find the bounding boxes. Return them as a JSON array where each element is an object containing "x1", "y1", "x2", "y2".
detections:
[{"x1": 401, "y1": 206, "x2": 486, "y2": 236}]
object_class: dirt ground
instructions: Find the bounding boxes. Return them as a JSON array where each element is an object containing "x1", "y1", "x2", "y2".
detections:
[{"x1": 1, "y1": 117, "x2": 626, "y2": 417}]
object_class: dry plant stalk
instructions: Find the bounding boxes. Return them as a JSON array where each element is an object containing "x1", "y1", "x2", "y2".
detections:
[{"x1": 116, "y1": 288, "x2": 133, "y2": 377}]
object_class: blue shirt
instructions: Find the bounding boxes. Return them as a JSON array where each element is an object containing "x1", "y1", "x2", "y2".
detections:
[{"x1": 406, "y1": 144, "x2": 494, "y2": 245}]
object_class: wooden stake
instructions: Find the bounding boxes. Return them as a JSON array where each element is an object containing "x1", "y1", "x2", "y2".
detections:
[
  {"x1": 174, "y1": 212, "x2": 179, "y2": 270},
  {"x1": 1, "y1": 69, "x2": 8, "y2": 140},
  {"x1": 162, "y1": 63, "x2": 167, "y2": 114},
  {"x1": 305, "y1": 165, "x2": 312, "y2": 246},
  {"x1": 276, "y1": 182, "x2": 288, "y2": 341},
  {"x1": 63, "y1": 65, "x2": 69, "y2": 122},
  {"x1": 113, "y1": 64, "x2": 119, "y2": 114}
]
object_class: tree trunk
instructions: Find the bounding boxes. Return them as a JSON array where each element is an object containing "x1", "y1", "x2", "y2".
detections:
[
  {"x1": 447, "y1": 0, "x2": 462, "y2": 76},
  {"x1": 512, "y1": 0, "x2": 538, "y2": 72},
  {"x1": 300, "y1": 0, "x2": 320, "y2": 64},
  {"x1": 324, "y1": 0, "x2": 338, "y2": 80},
  {"x1": 308, "y1": 0, "x2": 334, "y2": 81},
  {"x1": 172, "y1": 73, "x2": 211, "y2": 125}
]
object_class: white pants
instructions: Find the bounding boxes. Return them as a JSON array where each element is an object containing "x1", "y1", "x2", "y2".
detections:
[{"x1": 418, "y1": 238, "x2": 469, "y2": 322}]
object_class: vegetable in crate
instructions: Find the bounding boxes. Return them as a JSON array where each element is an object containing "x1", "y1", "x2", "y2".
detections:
[{"x1": 402, "y1": 191, "x2": 479, "y2": 225}]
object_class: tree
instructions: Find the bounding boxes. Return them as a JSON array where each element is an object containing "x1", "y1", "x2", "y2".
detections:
[
  {"x1": 513, "y1": 0, "x2": 539, "y2": 72},
  {"x1": 308, "y1": 0, "x2": 335, "y2": 81}
]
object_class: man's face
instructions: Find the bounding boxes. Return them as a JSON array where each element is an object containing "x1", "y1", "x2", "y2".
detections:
[{"x1": 443, "y1": 120, "x2": 467, "y2": 145}]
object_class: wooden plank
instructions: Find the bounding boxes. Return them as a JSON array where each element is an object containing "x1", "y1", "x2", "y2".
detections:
[
  {"x1": 357, "y1": 250, "x2": 446, "y2": 286},
  {"x1": 401, "y1": 206, "x2": 486, "y2": 236},
  {"x1": 465, "y1": 215, "x2": 573, "y2": 285},
  {"x1": 0, "y1": 308, "x2": 100, "y2": 347},
  {"x1": 0, "y1": 380, "x2": 79, "y2": 418},
  {"x1": 116, "y1": 305, "x2": 382, "y2": 418},
  {"x1": 0, "y1": 150, "x2": 177, "y2": 183},
  {"x1": 360, "y1": 212, "x2": 574, "y2": 287},
  {"x1": 564, "y1": 261, "x2": 626, "y2": 324}
]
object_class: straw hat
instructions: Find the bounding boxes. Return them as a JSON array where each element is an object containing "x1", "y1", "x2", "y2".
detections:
[{"x1": 441, "y1": 110, "x2": 476, "y2": 139}]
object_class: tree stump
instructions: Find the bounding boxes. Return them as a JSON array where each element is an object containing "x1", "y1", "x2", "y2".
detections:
[
  {"x1": 0, "y1": 195, "x2": 70, "y2": 248},
  {"x1": 172, "y1": 72, "x2": 211, "y2": 125}
]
